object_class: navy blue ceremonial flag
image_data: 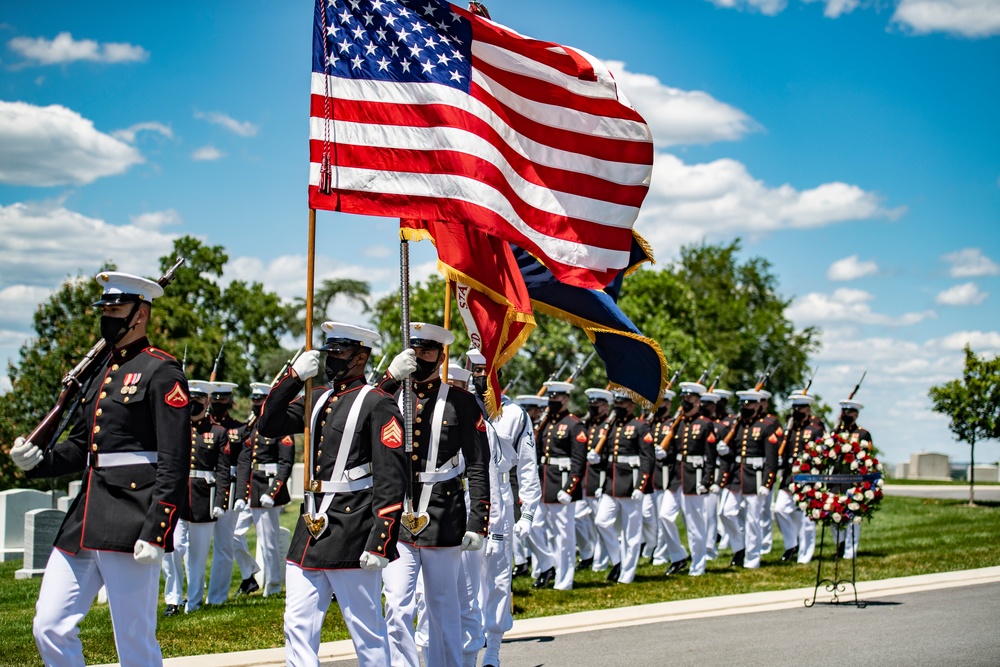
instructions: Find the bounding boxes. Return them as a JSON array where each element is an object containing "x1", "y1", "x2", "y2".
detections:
[{"x1": 512, "y1": 237, "x2": 667, "y2": 406}]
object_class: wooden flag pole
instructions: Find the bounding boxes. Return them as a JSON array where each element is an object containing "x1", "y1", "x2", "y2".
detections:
[
  {"x1": 303, "y1": 209, "x2": 317, "y2": 497},
  {"x1": 442, "y1": 277, "x2": 452, "y2": 383}
]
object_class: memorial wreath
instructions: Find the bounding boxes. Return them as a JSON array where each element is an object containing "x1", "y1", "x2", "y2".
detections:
[{"x1": 790, "y1": 431, "x2": 884, "y2": 526}]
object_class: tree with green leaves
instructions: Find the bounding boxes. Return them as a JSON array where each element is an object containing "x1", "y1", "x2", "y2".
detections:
[
  {"x1": 929, "y1": 345, "x2": 1000, "y2": 506},
  {"x1": 0, "y1": 236, "x2": 294, "y2": 490}
]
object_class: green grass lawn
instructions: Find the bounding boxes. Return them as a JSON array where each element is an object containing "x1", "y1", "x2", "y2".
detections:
[
  {"x1": 884, "y1": 478, "x2": 1000, "y2": 486},
  {"x1": 1, "y1": 496, "x2": 999, "y2": 666}
]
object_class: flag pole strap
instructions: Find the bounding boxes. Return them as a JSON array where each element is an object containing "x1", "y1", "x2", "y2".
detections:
[{"x1": 441, "y1": 277, "x2": 452, "y2": 383}]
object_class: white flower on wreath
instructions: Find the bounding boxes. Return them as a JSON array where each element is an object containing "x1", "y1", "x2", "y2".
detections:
[
  {"x1": 853, "y1": 516, "x2": 863, "y2": 524},
  {"x1": 876, "y1": 478, "x2": 884, "y2": 488},
  {"x1": 799, "y1": 502, "x2": 809, "y2": 511},
  {"x1": 832, "y1": 512, "x2": 842, "y2": 523},
  {"x1": 841, "y1": 444, "x2": 852, "y2": 453},
  {"x1": 851, "y1": 460, "x2": 860, "y2": 470},
  {"x1": 865, "y1": 490, "x2": 875, "y2": 500},
  {"x1": 812, "y1": 509, "x2": 822, "y2": 519},
  {"x1": 853, "y1": 492, "x2": 864, "y2": 501},
  {"x1": 849, "y1": 502, "x2": 860, "y2": 511}
]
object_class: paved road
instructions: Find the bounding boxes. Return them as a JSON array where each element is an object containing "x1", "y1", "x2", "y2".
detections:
[
  {"x1": 885, "y1": 484, "x2": 1000, "y2": 501},
  {"x1": 324, "y1": 582, "x2": 1000, "y2": 667}
]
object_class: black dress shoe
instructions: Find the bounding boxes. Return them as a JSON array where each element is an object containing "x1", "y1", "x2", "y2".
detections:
[
  {"x1": 164, "y1": 604, "x2": 180, "y2": 617},
  {"x1": 577, "y1": 557, "x2": 594, "y2": 570},
  {"x1": 836, "y1": 542, "x2": 846, "y2": 559},
  {"x1": 665, "y1": 557, "x2": 690, "y2": 576},
  {"x1": 780, "y1": 546, "x2": 799, "y2": 562},
  {"x1": 606, "y1": 562, "x2": 622, "y2": 582},
  {"x1": 512, "y1": 562, "x2": 530, "y2": 578},
  {"x1": 237, "y1": 576, "x2": 260, "y2": 596},
  {"x1": 730, "y1": 549, "x2": 745, "y2": 567},
  {"x1": 532, "y1": 567, "x2": 556, "y2": 589}
]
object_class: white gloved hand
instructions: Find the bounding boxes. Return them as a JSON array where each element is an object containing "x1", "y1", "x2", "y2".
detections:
[
  {"x1": 461, "y1": 531, "x2": 485, "y2": 551},
  {"x1": 211, "y1": 506, "x2": 225, "y2": 519},
  {"x1": 716, "y1": 442, "x2": 730, "y2": 456},
  {"x1": 630, "y1": 489, "x2": 644, "y2": 501},
  {"x1": 696, "y1": 484, "x2": 708, "y2": 495},
  {"x1": 233, "y1": 499, "x2": 246, "y2": 512},
  {"x1": 260, "y1": 494, "x2": 275, "y2": 508},
  {"x1": 654, "y1": 447, "x2": 667, "y2": 461},
  {"x1": 133, "y1": 539, "x2": 165, "y2": 565},
  {"x1": 586, "y1": 450, "x2": 601, "y2": 465},
  {"x1": 710, "y1": 484, "x2": 721, "y2": 494},
  {"x1": 485, "y1": 534, "x2": 503, "y2": 557},
  {"x1": 757, "y1": 486, "x2": 771, "y2": 497},
  {"x1": 556, "y1": 490, "x2": 572, "y2": 505},
  {"x1": 594, "y1": 488, "x2": 603, "y2": 500},
  {"x1": 359, "y1": 551, "x2": 390, "y2": 570},
  {"x1": 387, "y1": 349, "x2": 418, "y2": 381},
  {"x1": 11, "y1": 437, "x2": 43, "y2": 471},
  {"x1": 513, "y1": 515, "x2": 532, "y2": 538},
  {"x1": 291, "y1": 350, "x2": 321, "y2": 381}
]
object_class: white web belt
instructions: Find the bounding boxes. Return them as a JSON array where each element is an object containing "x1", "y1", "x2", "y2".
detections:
[{"x1": 398, "y1": 383, "x2": 452, "y2": 519}]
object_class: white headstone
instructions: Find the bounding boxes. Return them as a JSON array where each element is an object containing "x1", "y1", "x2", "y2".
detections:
[
  {"x1": 0, "y1": 489, "x2": 52, "y2": 562},
  {"x1": 290, "y1": 463, "x2": 304, "y2": 501},
  {"x1": 910, "y1": 451, "x2": 951, "y2": 481},
  {"x1": 968, "y1": 464, "x2": 999, "y2": 483},
  {"x1": 15, "y1": 508, "x2": 65, "y2": 579},
  {"x1": 57, "y1": 496, "x2": 73, "y2": 512},
  {"x1": 67, "y1": 480, "x2": 83, "y2": 499},
  {"x1": 894, "y1": 462, "x2": 910, "y2": 480}
]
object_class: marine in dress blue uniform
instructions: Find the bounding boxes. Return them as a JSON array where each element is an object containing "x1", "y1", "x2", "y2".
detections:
[{"x1": 11, "y1": 272, "x2": 188, "y2": 667}]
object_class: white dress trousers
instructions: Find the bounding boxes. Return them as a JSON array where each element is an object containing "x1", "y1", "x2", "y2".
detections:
[
  {"x1": 534, "y1": 502, "x2": 576, "y2": 590},
  {"x1": 34, "y1": 548, "x2": 163, "y2": 667},
  {"x1": 680, "y1": 494, "x2": 711, "y2": 575},
  {"x1": 161, "y1": 519, "x2": 188, "y2": 606},
  {"x1": 250, "y1": 506, "x2": 285, "y2": 595},
  {"x1": 594, "y1": 494, "x2": 643, "y2": 584},
  {"x1": 654, "y1": 488, "x2": 689, "y2": 565},
  {"x1": 183, "y1": 521, "x2": 215, "y2": 612},
  {"x1": 207, "y1": 506, "x2": 259, "y2": 604},
  {"x1": 383, "y1": 543, "x2": 464, "y2": 667},
  {"x1": 284, "y1": 563, "x2": 389, "y2": 667}
]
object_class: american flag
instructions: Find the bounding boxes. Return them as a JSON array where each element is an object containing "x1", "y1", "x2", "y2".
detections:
[{"x1": 309, "y1": 0, "x2": 654, "y2": 290}]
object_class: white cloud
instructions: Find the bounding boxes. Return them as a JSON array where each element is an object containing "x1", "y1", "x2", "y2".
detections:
[
  {"x1": 788, "y1": 288, "x2": 936, "y2": 326},
  {"x1": 938, "y1": 330, "x2": 1000, "y2": 353},
  {"x1": 0, "y1": 285, "x2": 52, "y2": 330},
  {"x1": 0, "y1": 201, "x2": 179, "y2": 290},
  {"x1": 111, "y1": 122, "x2": 172, "y2": 144},
  {"x1": 827, "y1": 254, "x2": 878, "y2": 281},
  {"x1": 803, "y1": 0, "x2": 861, "y2": 18},
  {"x1": 8, "y1": 32, "x2": 148, "y2": 65},
  {"x1": 935, "y1": 282, "x2": 989, "y2": 306},
  {"x1": 635, "y1": 153, "x2": 902, "y2": 252},
  {"x1": 362, "y1": 245, "x2": 392, "y2": 259},
  {"x1": 606, "y1": 61, "x2": 759, "y2": 147},
  {"x1": 192, "y1": 145, "x2": 224, "y2": 161},
  {"x1": 941, "y1": 247, "x2": 1000, "y2": 278},
  {"x1": 194, "y1": 111, "x2": 258, "y2": 137},
  {"x1": 130, "y1": 209, "x2": 182, "y2": 231},
  {"x1": 0, "y1": 101, "x2": 143, "y2": 186},
  {"x1": 706, "y1": 0, "x2": 788, "y2": 15},
  {"x1": 892, "y1": 0, "x2": 1000, "y2": 38}
]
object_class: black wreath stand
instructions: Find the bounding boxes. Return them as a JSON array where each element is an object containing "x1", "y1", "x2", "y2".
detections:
[{"x1": 795, "y1": 472, "x2": 882, "y2": 609}]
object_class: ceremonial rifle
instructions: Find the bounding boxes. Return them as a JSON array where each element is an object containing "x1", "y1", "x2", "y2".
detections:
[
  {"x1": 247, "y1": 347, "x2": 305, "y2": 428},
  {"x1": 25, "y1": 257, "x2": 187, "y2": 452},
  {"x1": 209, "y1": 341, "x2": 226, "y2": 383},
  {"x1": 565, "y1": 350, "x2": 596, "y2": 383},
  {"x1": 502, "y1": 369, "x2": 524, "y2": 395},
  {"x1": 716, "y1": 361, "x2": 778, "y2": 456},
  {"x1": 366, "y1": 352, "x2": 389, "y2": 385},
  {"x1": 778, "y1": 366, "x2": 819, "y2": 460},
  {"x1": 835, "y1": 370, "x2": 867, "y2": 432},
  {"x1": 658, "y1": 359, "x2": 716, "y2": 452},
  {"x1": 182, "y1": 344, "x2": 188, "y2": 374}
]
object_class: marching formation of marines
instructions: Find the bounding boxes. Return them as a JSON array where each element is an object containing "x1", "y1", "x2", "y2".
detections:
[{"x1": 8, "y1": 270, "x2": 877, "y2": 667}]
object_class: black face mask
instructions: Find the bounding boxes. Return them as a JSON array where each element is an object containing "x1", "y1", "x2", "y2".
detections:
[
  {"x1": 587, "y1": 404, "x2": 602, "y2": 419},
  {"x1": 654, "y1": 406, "x2": 668, "y2": 419},
  {"x1": 100, "y1": 305, "x2": 139, "y2": 346},
  {"x1": 793, "y1": 407, "x2": 809, "y2": 422},
  {"x1": 210, "y1": 402, "x2": 229, "y2": 419},
  {"x1": 251, "y1": 402, "x2": 263, "y2": 417},
  {"x1": 325, "y1": 354, "x2": 353, "y2": 382},
  {"x1": 191, "y1": 401, "x2": 209, "y2": 421},
  {"x1": 547, "y1": 398, "x2": 563, "y2": 413},
  {"x1": 682, "y1": 399, "x2": 697, "y2": 413},
  {"x1": 414, "y1": 356, "x2": 440, "y2": 381},
  {"x1": 472, "y1": 375, "x2": 487, "y2": 396},
  {"x1": 614, "y1": 406, "x2": 630, "y2": 421},
  {"x1": 841, "y1": 413, "x2": 856, "y2": 426},
  {"x1": 740, "y1": 406, "x2": 756, "y2": 420}
]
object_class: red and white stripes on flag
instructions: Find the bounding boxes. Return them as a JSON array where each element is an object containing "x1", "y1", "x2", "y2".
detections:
[{"x1": 309, "y1": 0, "x2": 653, "y2": 291}]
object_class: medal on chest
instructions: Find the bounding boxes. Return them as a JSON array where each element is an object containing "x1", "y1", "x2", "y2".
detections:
[{"x1": 121, "y1": 372, "x2": 142, "y2": 395}]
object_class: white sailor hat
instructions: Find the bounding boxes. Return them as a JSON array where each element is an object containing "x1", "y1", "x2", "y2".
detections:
[
  {"x1": 678, "y1": 382, "x2": 706, "y2": 396},
  {"x1": 662, "y1": 389, "x2": 676, "y2": 401},
  {"x1": 584, "y1": 388, "x2": 613, "y2": 403},
  {"x1": 93, "y1": 271, "x2": 164, "y2": 306},
  {"x1": 466, "y1": 347, "x2": 487, "y2": 366},
  {"x1": 790, "y1": 393, "x2": 816, "y2": 406},
  {"x1": 712, "y1": 389, "x2": 734, "y2": 401},
  {"x1": 515, "y1": 394, "x2": 548, "y2": 408},
  {"x1": 700, "y1": 393, "x2": 720, "y2": 403},
  {"x1": 447, "y1": 363, "x2": 472, "y2": 384},
  {"x1": 758, "y1": 389, "x2": 773, "y2": 400},
  {"x1": 839, "y1": 399, "x2": 864, "y2": 411},
  {"x1": 320, "y1": 322, "x2": 380, "y2": 351},
  {"x1": 543, "y1": 381, "x2": 574, "y2": 395},
  {"x1": 737, "y1": 389, "x2": 763, "y2": 402},
  {"x1": 409, "y1": 322, "x2": 455, "y2": 348},
  {"x1": 612, "y1": 389, "x2": 634, "y2": 402},
  {"x1": 188, "y1": 380, "x2": 214, "y2": 397},
  {"x1": 210, "y1": 382, "x2": 239, "y2": 397},
  {"x1": 250, "y1": 382, "x2": 271, "y2": 398}
]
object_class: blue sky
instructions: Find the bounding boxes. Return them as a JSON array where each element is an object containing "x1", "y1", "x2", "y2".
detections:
[{"x1": 0, "y1": 0, "x2": 997, "y2": 467}]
